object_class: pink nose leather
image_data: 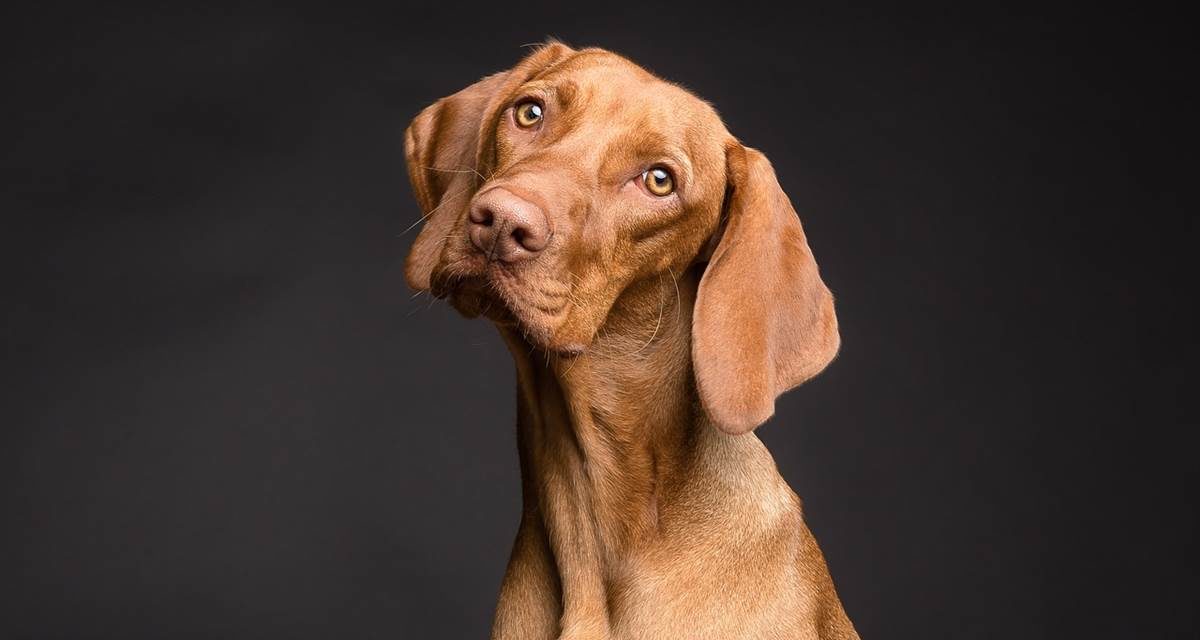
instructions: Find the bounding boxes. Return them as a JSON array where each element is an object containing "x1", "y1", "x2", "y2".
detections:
[{"x1": 468, "y1": 189, "x2": 550, "y2": 263}]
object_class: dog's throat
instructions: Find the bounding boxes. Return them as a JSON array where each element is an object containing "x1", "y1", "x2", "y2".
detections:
[
  {"x1": 503, "y1": 326, "x2": 697, "y2": 534},
  {"x1": 495, "y1": 273, "x2": 704, "y2": 631}
]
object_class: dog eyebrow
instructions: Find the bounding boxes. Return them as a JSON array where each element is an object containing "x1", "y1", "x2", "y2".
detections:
[
  {"x1": 515, "y1": 80, "x2": 580, "y2": 111},
  {"x1": 602, "y1": 130, "x2": 693, "y2": 182},
  {"x1": 596, "y1": 147, "x2": 692, "y2": 191}
]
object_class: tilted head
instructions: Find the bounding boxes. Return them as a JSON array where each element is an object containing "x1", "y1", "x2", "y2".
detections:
[{"x1": 404, "y1": 43, "x2": 840, "y2": 434}]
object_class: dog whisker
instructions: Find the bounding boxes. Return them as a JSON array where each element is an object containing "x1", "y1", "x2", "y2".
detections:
[
  {"x1": 632, "y1": 272, "x2": 666, "y2": 356},
  {"x1": 560, "y1": 350, "x2": 582, "y2": 376},
  {"x1": 668, "y1": 268, "x2": 681, "y2": 324},
  {"x1": 421, "y1": 164, "x2": 491, "y2": 186},
  {"x1": 398, "y1": 186, "x2": 471, "y2": 237}
]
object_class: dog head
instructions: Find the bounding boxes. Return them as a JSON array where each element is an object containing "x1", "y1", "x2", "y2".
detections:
[{"x1": 404, "y1": 43, "x2": 839, "y2": 433}]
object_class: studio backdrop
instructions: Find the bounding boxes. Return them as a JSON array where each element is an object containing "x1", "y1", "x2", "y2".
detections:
[{"x1": 3, "y1": 4, "x2": 1194, "y2": 639}]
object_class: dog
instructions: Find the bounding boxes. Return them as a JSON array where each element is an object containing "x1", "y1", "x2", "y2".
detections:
[{"x1": 403, "y1": 42, "x2": 858, "y2": 640}]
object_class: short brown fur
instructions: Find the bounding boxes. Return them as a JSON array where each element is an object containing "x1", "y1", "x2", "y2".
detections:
[{"x1": 403, "y1": 43, "x2": 857, "y2": 639}]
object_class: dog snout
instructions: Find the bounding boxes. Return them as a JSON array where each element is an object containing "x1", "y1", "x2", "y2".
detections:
[{"x1": 468, "y1": 188, "x2": 550, "y2": 263}]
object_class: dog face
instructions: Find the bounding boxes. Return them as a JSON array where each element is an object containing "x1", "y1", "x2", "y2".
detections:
[
  {"x1": 405, "y1": 43, "x2": 840, "y2": 433},
  {"x1": 408, "y1": 45, "x2": 728, "y2": 353}
]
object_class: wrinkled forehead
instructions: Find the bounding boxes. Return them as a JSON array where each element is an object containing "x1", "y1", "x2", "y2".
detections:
[{"x1": 521, "y1": 50, "x2": 728, "y2": 167}]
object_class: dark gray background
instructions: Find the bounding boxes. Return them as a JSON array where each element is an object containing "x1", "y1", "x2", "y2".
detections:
[{"x1": 3, "y1": 3, "x2": 1195, "y2": 639}]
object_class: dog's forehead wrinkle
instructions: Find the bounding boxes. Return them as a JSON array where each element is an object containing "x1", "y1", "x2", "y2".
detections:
[
  {"x1": 531, "y1": 63, "x2": 726, "y2": 184},
  {"x1": 549, "y1": 47, "x2": 647, "y2": 78},
  {"x1": 546, "y1": 53, "x2": 705, "y2": 112}
]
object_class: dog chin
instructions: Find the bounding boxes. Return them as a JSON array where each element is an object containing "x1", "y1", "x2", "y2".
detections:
[
  {"x1": 490, "y1": 301, "x2": 587, "y2": 357},
  {"x1": 440, "y1": 280, "x2": 584, "y2": 357}
]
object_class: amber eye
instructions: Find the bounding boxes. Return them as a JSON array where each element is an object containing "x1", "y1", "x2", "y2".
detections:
[
  {"x1": 642, "y1": 167, "x2": 675, "y2": 196},
  {"x1": 514, "y1": 100, "x2": 543, "y2": 128}
]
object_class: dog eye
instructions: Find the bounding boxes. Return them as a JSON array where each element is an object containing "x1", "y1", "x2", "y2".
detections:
[
  {"x1": 642, "y1": 167, "x2": 675, "y2": 196},
  {"x1": 513, "y1": 100, "x2": 544, "y2": 128}
]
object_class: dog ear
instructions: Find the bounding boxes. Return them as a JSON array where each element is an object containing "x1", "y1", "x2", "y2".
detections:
[
  {"x1": 403, "y1": 42, "x2": 574, "y2": 291},
  {"x1": 692, "y1": 143, "x2": 840, "y2": 435}
]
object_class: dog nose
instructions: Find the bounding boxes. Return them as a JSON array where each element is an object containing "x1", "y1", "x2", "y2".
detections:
[{"x1": 468, "y1": 188, "x2": 550, "y2": 262}]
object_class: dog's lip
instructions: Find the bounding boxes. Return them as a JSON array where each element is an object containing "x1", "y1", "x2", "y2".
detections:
[
  {"x1": 433, "y1": 257, "x2": 583, "y2": 353},
  {"x1": 431, "y1": 258, "x2": 508, "y2": 299},
  {"x1": 428, "y1": 252, "x2": 488, "y2": 298}
]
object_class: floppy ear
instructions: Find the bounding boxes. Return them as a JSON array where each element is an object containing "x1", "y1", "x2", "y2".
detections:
[
  {"x1": 403, "y1": 42, "x2": 574, "y2": 290},
  {"x1": 693, "y1": 144, "x2": 840, "y2": 435}
]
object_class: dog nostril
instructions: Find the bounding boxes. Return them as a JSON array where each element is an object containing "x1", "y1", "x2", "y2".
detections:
[
  {"x1": 471, "y1": 207, "x2": 494, "y2": 227},
  {"x1": 511, "y1": 227, "x2": 526, "y2": 245}
]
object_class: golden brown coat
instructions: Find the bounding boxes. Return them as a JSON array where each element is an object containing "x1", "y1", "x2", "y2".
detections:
[{"x1": 404, "y1": 42, "x2": 857, "y2": 640}]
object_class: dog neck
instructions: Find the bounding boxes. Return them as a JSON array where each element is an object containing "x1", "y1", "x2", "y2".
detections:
[
  {"x1": 496, "y1": 266, "x2": 793, "y2": 632},
  {"x1": 499, "y1": 268, "x2": 703, "y2": 554}
]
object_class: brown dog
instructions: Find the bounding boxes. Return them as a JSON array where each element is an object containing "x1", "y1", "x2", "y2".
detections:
[{"x1": 404, "y1": 42, "x2": 858, "y2": 640}]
